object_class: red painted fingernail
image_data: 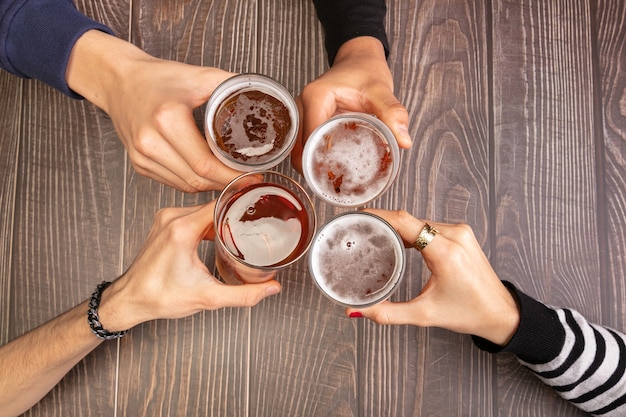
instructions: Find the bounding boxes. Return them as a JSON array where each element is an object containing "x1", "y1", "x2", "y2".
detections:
[{"x1": 349, "y1": 312, "x2": 363, "y2": 318}]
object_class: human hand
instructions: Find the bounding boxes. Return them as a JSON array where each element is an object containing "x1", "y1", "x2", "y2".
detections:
[
  {"x1": 291, "y1": 36, "x2": 412, "y2": 173},
  {"x1": 346, "y1": 209, "x2": 520, "y2": 346},
  {"x1": 97, "y1": 202, "x2": 281, "y2": 332},
  {"x1": 66, "y1": 30, "x2": 242, "y2": 192}
]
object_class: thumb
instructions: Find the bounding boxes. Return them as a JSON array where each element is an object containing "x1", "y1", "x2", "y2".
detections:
[
  {"x1": 374, "y1": 100, "x2": 412, "y2": 150},
  {"x1": 209, "y1": 280, "x2": 282, "y2": 309},
  {"x1": 346, "y1": 299, "x2": 424, "y2": 326},
  {"x1": 301, "y1": 91, "x2": 338, "y2": 145}
]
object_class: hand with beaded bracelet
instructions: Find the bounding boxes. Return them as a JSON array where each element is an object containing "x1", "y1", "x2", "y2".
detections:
[{"x1": 0, "y1": 202, "x2": 281, "y2": 417}]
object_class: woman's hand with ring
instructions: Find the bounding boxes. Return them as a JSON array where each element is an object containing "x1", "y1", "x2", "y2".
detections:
[{"x1": 346, "y1": 209, "x2": 520, "y2": 346}]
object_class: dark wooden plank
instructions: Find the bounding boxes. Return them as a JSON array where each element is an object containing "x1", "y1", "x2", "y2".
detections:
[
  {"x1": 0, "y1": 72, "x2": 21, "y2": 346},
  {"x1": 7, "y1": 2, "x2": 131, "y2": 416},
  {"x1": 75, "y1": 0, "x2": 130, "y2": 38},
  {"x1": 375, "y1": 1, "x2": 495, "y2": 416},
  {"x1": 250, "y1": 2, "x2": 361, "y2": 417},
  {"x1": 11, "y1": 81, "x2": 127, "y2": 417},
  {"x1": 4, "y1": 0, "x2": 625, "y2": 415},
  {"x1": 594, "y1": 0, "x2": 626, "y2": 330},
  {"x1": 115, "y1": 1, "x2": 257, "y2": 416},
  {"x1": 492, "y1": 0, "x2": 599, "y2": 415}
]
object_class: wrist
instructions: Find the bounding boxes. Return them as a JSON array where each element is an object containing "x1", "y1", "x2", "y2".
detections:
[
  {"x1": 333, "y1": 36, "x2": 387, "y2": 66},
  {"x1": 87, "y1": 281, "x2": 128, "y2": 339},
  {"x1": 480, "y1": 285, "x2": 521, "y2": 346},
  {"x1": 65, "y1": 30, "x2": 151, "y2": 112},
  {"x1": 95, "y1": 278, "x2": 143, "y2": 333}
]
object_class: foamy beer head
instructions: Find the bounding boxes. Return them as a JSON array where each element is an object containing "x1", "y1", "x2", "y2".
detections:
[
  {"x1": 302, "y1": 113, "x2": 400, "y2": 207},
  {"x1": 205, "y1": 74, "x2": 299, "y2": 171},
  {"x1": 308, "y1": 212, "x2": 406, "y2": 307}
]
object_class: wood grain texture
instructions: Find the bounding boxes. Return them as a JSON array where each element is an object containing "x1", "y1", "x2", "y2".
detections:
[
  {"x1": 114, "y1": 1, "x2": 256, "y2": 416},
  {"x1": 12, "y1": 81, "x2": 126, "y2": 417},
  {"x1": 0, "y1": 72, "x2": 21, "y2": 347},
  {"x1": 594, "y1": 0, "x2": 626, "y2": 331},
  {"x1": 251, "y1": 2, "x2": 360, "y2": 417},
  {"x1": 492, "y1": 0, "x2": 599, "y2": 415},
  {"x1": 2, "y1": 0, "x2": 626, "y2": 415},
  {"x1": 382, "y1": 1, "x2": 494, "y2": 416}
]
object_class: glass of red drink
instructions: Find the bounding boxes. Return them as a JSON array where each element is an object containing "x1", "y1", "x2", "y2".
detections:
[
  {"x1": 302, "y1": 112, "x2": 400, "y2": 208},
  {"x1": 205, "y1": 74, "x2": 299, "y2": 171},
  {"x1": 214, "y1": 171, "x2": 317, "y2": 284},
  {"x1": 308, "y1": 211, "x2": 406, "y2": 307}
]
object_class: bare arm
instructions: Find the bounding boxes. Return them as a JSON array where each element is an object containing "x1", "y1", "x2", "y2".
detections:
[
  {"x1": 0, "y1": 301, "x2": 100, "y2": 417},
  {"x1": 0, "y1": 202, "x2": 281, "y2": 417}
]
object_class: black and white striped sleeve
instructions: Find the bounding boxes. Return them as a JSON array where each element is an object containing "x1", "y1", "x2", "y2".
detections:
[{"x1": 473, "y1": 282, "x2": 626, "y2": 416}]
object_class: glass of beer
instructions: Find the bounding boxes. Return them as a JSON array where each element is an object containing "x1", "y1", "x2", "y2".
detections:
[
  {"x1": 308, "y1": 211, "x2": 406, "y2": 308},
  {"x1": 214, "y1": 171, "x2": 317, "y2": 284},
  {"x1": 301, "y1": 112, "x2": 400, "y2": 207},
  {"x1": 205, "y1": 74, "x2": 299, "y2": 171}
]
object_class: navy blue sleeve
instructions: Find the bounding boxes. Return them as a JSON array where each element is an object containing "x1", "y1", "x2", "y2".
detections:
[
  {"x1": 312, "y1": 0, "x2": 390, "y2": 66},
  {"x1": 0, "y1": 0, "x2": 113, "y2": 97}
]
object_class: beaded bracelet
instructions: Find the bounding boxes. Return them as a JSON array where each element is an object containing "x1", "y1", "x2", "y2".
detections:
[{"x1": 87, "y1": 281, "x2": 127, "y2": 340}]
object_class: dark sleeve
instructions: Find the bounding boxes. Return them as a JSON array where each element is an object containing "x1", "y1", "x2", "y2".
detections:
[
  {"x1": 474, "y1": 282, "x2": 626, "y2": 416},
  {"x1": 312, "y1": 0, "x2": 390, "y2": 66},
  {"x1": 0, "y1": 0, "x2": 114, "y2": 98},
  {"x1": 472, "y1": 281, "x2": 566, "y2": 364}
]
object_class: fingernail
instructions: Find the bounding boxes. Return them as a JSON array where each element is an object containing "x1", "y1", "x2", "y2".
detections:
[
  {"x1": 266, "y1": 285, "x2": 281, "y2": 296},
  {"x1": 398, "y1": 124, "x2": 412, "y2": 146},
  {"x1": 349, "y1": 312, "x2": 363, "y2": 318}
]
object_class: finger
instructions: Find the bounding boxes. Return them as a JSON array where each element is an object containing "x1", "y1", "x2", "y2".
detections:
[
  {"x1": 176, "y1": 201, "x2": 217, "y2": 238},
  {"x1": 300, "y1": 86, "x2": 338, "y2": 145},
  {"x1": 361, "y1": 209, "x2": 427, "y2": 245},
  {"x1": 346, "y1": 299, "x2": 422, "y2": 326},
  {"x1": 204, "y1": 223, "x2": 216, "y2": 241},
  {"x1": 363, "y1": 88, "x2": 412, "y2": 149},
  {"x1": 153, "y1": 201, "x2": 217, "y2": 245},
  {"x1": 154, "y1": 108, "x2": 242, "y2": 189},
  {"x1": 290, "y1": 97, "x2": 305, "y2": 174},
  {"x1": 130, "y1": 127, "x2": 235, "y2": 192},
  {"x1": 131, "y1": 159, "x2": 190, "y2": 191},
  {"x1": 360, "y1": 209, "x2": 450, "y2": 260},
  {"x1": 208, "y1": 280, "x2": 282, "y2": 309}
]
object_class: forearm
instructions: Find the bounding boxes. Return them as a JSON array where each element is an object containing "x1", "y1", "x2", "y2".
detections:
[
  {"x1": 65, "y1": 29, "x2": 155, "y2": 114},
  {"x1": 0, "y1": 0, "x2": 113, "y2": 97},
  {"x1": 0, "y1": 278, "x2": 140, "y2": 417},
  {"x1": 474, "y1": 283, "x2": 626, "y2": 416},
  {"x1": 0, "y1": 300, "x2": 102, "y2": 417}
]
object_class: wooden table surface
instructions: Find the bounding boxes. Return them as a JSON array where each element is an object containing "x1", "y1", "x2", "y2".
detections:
[{"x1": 2, "y1": 0, "x2": 626, "y2": 416}]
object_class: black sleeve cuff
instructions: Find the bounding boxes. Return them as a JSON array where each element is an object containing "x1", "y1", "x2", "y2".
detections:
[
  {"x1": 313, "y1": 0, "x2": 390, "y2": 66},
  {"x1": 472, "y1": 281, "x2": 566, "y2": 365},
  {"x1": 1, "y1": 0, "x2": 114, "y2": 98}
]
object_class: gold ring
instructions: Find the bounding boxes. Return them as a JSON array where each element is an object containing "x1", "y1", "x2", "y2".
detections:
[{"x1": 413, "y1": 223, "x2": 439, "y2": 251}]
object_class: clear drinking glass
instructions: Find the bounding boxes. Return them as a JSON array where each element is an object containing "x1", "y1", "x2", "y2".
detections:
[
  {"x1": 308, "y1": 211, "x2": 406, "y2": 308},
  {"x1": 302, "y1": 112, "x2": 400, "y2": 207},
  {"x1": 214, "y1": 171, "x2": 317, "y2": 284},
  {"x1": 205, "y1": 74, "x2": 299, "y2": 171}
]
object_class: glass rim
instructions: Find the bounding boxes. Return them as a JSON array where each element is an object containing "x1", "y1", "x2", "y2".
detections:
[
  {"x1": 205, "y1": 73, "x2": 300, "y2": 172},
  {"x1": 307, "y1": 211, "x2": 406, "y2": 308},
  {"x1": 214, "y1": 170, "x2": 317, "y2": 271},
  {"x1": 301, "y1": 112, "x2": 400, "y2": 208}
]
